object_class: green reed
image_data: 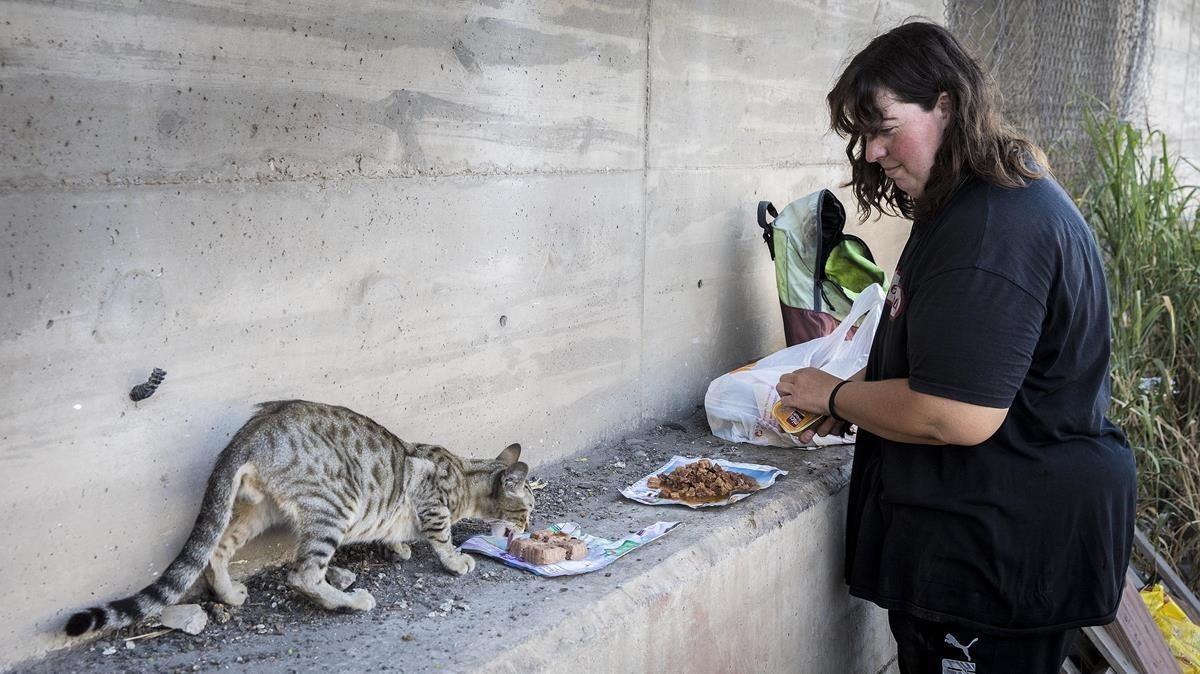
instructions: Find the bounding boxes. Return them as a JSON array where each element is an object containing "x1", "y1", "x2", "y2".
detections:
[{"x1": 1077, "y1": 110, "x2": 1200, "y2": 586}]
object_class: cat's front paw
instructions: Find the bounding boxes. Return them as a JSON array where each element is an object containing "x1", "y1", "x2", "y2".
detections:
[
  {"x1": 344, "y1": 588, "x2": 376, "y2": 612},
  {"x1": 383, "y1": 541, "x2": 412, "y2": 562},
  {"x1": 216, "y1": 581, "x2": 249, "y2": 607},
  {"x1": 441, "y1": 552, "x2": 476, "y2": 576}
]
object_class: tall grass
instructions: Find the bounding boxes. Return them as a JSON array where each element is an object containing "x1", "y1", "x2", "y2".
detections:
[{"x1": 1078, "y1": 110, "x2": 1200, "y2": 586}]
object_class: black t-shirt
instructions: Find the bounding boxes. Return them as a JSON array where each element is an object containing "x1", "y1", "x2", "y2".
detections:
[{"x1": 845, "y1": 176, "x2": 1137, "y2": 635}]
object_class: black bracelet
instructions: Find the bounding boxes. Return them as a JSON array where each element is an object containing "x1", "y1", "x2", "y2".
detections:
[{"x1": 828, "y1": 380, "x2": 852, "y2": 423}]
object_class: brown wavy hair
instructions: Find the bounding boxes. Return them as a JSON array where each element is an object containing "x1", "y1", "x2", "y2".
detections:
[{"x1": 827, "y1": 21, "x2": 1048, "y2": 222}]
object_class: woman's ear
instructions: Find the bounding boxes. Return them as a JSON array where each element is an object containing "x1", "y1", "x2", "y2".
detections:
[{"x1": 936, "y1": 92, "x2": 953, "y2": 121}]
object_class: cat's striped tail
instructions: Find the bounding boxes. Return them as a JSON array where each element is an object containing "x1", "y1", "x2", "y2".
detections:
[{"x1": 63, "y1": 451, "x2": 251, "y2": 636}]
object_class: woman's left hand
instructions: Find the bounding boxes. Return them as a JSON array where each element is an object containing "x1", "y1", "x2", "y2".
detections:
[{"x1": 776, "y1": 367, "x2": 841, "y2": 414}]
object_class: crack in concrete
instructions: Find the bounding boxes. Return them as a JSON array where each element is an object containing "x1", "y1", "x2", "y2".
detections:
[
  {"x1": 0, "y1": 166, "x2": 645, "y2": 193},
  {"x1": 0, "y1": 159, "x2": 841, "y2": 193}
]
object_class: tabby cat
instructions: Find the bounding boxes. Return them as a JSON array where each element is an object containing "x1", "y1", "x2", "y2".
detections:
[{"x1": 65, "y1": 400, "x2": 535, "y2": 636}]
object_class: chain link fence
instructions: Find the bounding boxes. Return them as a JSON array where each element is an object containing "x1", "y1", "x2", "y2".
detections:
[{"x1": 945, "y1": 0, "x2": 1158, "y2": 187}]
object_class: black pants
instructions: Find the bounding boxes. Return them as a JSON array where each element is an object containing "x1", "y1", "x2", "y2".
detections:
[{"x1": 888, "y1": 610, "x2": 1077, "y2": 674}]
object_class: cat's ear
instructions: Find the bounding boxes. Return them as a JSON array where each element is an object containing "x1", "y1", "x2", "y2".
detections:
[
  {"x1": 501, "y1": 461, "x2": 529, "y2": 495},
  {"x1": 496, "y1": 443, "x2": 521, "y2": 466}
]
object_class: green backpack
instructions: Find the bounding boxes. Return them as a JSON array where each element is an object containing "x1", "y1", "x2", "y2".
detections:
[{"x1": 757, "y1": 189, "x2": 886, "y2": 345}]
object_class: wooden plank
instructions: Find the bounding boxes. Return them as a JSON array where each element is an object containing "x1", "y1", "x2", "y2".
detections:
[
  {"x1": 1082, "y1": 625, "x2": 1138, "y2": 674},
  {"x1": 1101, "y1": 575, "x2": 1181, "y2": 674},
  {"x1": 1135, "y1": 526, "x2": 1200, "y2": 624},
  {"x1": 1059, "y1": 655, "x2": 1083, "y2": 674},
  {"x1": 1127, "y1": 566, "x2": 1146, "y2": 591}
]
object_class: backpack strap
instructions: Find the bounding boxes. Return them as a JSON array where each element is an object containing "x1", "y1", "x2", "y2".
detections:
[
  {"x1": 813, "y1": 190, "x2": 850, "y2": 312},
  {"x1": 757, "y1": 201, "x2": 779, "y2": 261}
]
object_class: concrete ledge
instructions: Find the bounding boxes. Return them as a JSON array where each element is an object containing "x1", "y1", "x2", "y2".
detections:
[{"x1": 26, "y1": 411, "x2": 896, "y2": 672}]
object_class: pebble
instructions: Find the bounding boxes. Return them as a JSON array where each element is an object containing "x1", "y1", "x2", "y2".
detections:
[
  {"x1": 161, "y1": 604, "x2": 208, "y2": 635},
  {"x1": 101, "y1": 647, "x2": 117, "y2": 656}
]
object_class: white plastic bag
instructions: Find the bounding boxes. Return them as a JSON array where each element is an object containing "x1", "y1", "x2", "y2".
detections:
[{"x1": 704, "y1": 283, "x2": 885, "y2": 448}]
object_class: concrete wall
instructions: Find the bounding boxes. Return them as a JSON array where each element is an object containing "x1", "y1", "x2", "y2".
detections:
[
  {"x1": 1146, "y1": 0, "x2": 1200, "y2": 183},
  {"x1": 0, "y1": 0, "x2": 936, "y2": 666}
]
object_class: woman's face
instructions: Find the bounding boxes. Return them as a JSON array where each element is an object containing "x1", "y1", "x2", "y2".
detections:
[{"x1": 863, "y1": 89, "x2": 951, "y2": 200}]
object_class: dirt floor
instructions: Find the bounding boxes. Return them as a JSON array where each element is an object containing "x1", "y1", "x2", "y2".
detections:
[{"x1": 23, "y1": 407, "x2": 852, "y2": 673}]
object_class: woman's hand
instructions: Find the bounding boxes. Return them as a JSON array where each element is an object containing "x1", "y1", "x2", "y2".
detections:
[
  {"x1": 778, "y1": 373, "x2": 1009, "y2": 446},
  {"x1": 799, "y1": 414, "x2": 850, "y2": 444},
  {"x1": 775, "y1": 368, "x2": 851, "y2": 443}
]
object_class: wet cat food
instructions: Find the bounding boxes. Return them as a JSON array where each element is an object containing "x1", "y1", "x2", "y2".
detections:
[
  {"x1": 508, "y1": 529, "x2": 589, "y2": 565},
  {"x1": 530, "y1": 530, "x2": 588, "y2": 560},
  {"x1": 646, "y1": 458, "x2": 759, "y2": 502}
]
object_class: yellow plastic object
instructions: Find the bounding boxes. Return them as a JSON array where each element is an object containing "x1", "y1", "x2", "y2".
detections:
[{"x1": 1141, "y1": 583, "x2": 1200, "y2": 673}]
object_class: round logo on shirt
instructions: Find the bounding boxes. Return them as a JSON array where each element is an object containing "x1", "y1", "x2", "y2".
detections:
[{"x1": 886, "y1": 271, "x2": 905, "y2": 320}]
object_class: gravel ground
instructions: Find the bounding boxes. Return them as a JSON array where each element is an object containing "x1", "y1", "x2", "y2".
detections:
[{"x1": 24, "y1": 408, "x2": 850, "y2": 673}]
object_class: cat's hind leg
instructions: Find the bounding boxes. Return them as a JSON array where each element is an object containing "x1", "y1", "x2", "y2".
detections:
[
  {"x1": 382, "y1": 539, "x2": 412, "y2": 562},
  {"x1": 287, "y1": 523, "x2": 375, "y2": 612},
  {"x1": 418, "y1": 503, "x2": 474, "y2": 575},
  {"x1": 206, "y1": 501, "x2": 275, "y2": 606}
]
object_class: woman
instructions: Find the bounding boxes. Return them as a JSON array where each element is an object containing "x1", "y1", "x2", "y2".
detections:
[{"x1": 775, "y1": 22, "x2": 1137, "y2": 673}]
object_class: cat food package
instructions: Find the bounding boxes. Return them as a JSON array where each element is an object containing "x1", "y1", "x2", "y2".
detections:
[
  {"x1": 460, "y1": 521, "x2": 680, "y2": 577},
  {"x1": 620, "y1": 456, "x2": 786, "y2": 509},
  {"x1": 771, "y1": 401, "x2": 827, "y2": 434}
]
